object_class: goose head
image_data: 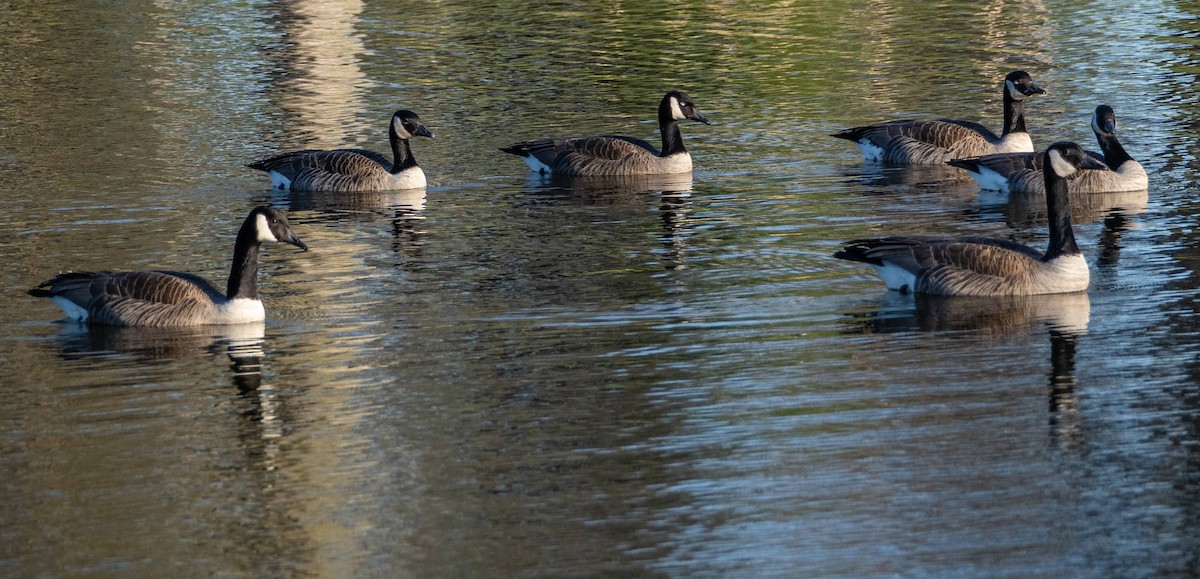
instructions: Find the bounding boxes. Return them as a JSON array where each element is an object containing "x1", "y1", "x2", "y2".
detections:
[
  {"x1": 1045, "y1": 141, "x2": 1108, "y2": 179},
  {"x1": 1091, "y1": 105, "x2": 1116, "y2": 136},
  {"x1": 391, "y1": 110, "x2": 434, "y2": 140},
  {"x1": 663, "y1": 91, "x2": 710, "y2": 125},
  {"x1": 1005, "y1": 70, "x2": 1047, "y2": 101},
  {"x1": 252, "y1": 206, "x2": 308, "y2": 250}
]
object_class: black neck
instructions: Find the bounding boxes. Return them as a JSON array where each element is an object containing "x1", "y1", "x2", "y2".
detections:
[
  {"x1": 227, "y1": 222, "x2": 262, "y2": 300},
  {"x1": 1095, "y1": 133, "x2": 1133, "y2": 170},
  {"x1": 1043, "y1": 156, "x2": 1079, "y2": 260},
  {"x1": 657, "y1": 106, "x2": 686, "y2": 157},
  {"x1": 389, "y1": 125, "x2": 418, "y2": 174},
  {"x1": 1002, "y1": 89, "x2": 1027, "y2": 136}
]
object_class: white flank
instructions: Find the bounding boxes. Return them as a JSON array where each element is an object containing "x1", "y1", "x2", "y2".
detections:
[
  {"x1": 857, "y1": 139, "x2": 886, "y2": 162},
  {"x1": 1038, "y1": 254, "x2": 1090, "y2": 294},
  {"x1": 967, "y1": 165, "x2": 1012, "y2": 193},
  {"x1": 388, "y1": 167, "x2": 427, "y2": 189},
  {"x1": 668, "y1": 96, "x2": 685, "y2": 121},
  {"x1": 51, "y1": 296, "x2": 89, "y2": 322},
  {"x1": 521, "y1": 154, "x2": 554, "y2": 175},
  {"x1": 268, "y1": 170, "x2": 292, "y2": 190},
  {"x1": 1047, "y1": 149, "x2": 1077, "y2": 178},
  {"x1": 873, "y1": 262, "x2": 917, "y2": 293},
  {"x1": 994, "y1": 132, "x2": 1033, "y2": 153},
  {"x1": 215, "y1": 298, "x2": 267, "y2": 324}
]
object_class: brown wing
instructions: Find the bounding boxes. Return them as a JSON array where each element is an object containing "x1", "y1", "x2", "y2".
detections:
[
  {"x1": 552, "y1": 136, "x2": 660, "y2": 176},
  {"x1": 837, "y1": 120, "x2": 999, "y2": 164},
  {"x1": 837, "y1": 236, "x2": 1046, "y2": 296},
  {"x1": 248, "y1": 149, "x2": 393, "y2": 190},
  {"x1": 31, "y1": 271, "x2": 223, "y2": 327}
]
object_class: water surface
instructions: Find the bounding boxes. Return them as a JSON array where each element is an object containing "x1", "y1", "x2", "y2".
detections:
[{"x1": 3, "y1": 0, "x2": 1200, "y2": 576}]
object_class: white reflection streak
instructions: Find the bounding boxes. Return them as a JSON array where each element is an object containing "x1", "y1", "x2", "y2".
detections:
[{"x1": 285, "y1": 0, "x2": 372, "y2": 142}]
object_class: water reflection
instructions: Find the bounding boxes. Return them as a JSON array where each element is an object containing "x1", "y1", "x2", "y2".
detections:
[
  {"x1": 523, "y1": 172, "x2": 695, "y2": 204},
  {"x1": 846, "y1": 163, "x2": 974, "y2": 193},
  {"x1": 844, "y1": 291, "x2": 1091, "y2": 451},
  {"x1": 258, "y1": 0, "x2": 374, "y2": 142},
  {"x1": 845, "y1": 291, "x2": 1091, "y2": 337},
  {"x1": 994, "y1": 188, "x2": 1150, "y2": 227},
  {"x1": 52, "y1": 322, "x2": 267, "y2": 390},
  {"x1": 515, "y1": 173, "x2": 696, "y2": 272},
  {"x1": 1047, "y1": 329, "x2": 1082, "y2": 451}
]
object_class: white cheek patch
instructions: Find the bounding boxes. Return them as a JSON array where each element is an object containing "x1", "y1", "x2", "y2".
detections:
[
  {"x1": 1091, "y1": 114, "x2": 1101, "y2": 135},
  {"x1": 669, "y1": 96, "x2": 686, "y2": 121},
  {"x1": 1047, "y1": 149, "x2": 1077, "y2": 177},
  {"x1": 393, "y1": 117, "x2": 412, "y2": 139},
  {"x1": 255, "y1": 213, "x2": 277, "y2": 242},
  {"x1": 1006, "y1": 80, "x2": 1027, "y2": 101}
]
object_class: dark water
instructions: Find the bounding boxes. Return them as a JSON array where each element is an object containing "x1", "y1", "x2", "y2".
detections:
[{"x1": 3, "y1": 0, "x2": 1200, "y2": 576}]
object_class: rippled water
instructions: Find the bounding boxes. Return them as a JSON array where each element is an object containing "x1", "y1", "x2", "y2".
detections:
[{"x1": 3, "y1": 0, "x2": 1200, "y2": 576}]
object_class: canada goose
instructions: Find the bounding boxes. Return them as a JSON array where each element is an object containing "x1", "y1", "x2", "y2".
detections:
[
  {"x1": 948, "y1": 105, "x2": 1148, "y2": 194},
  {"x1": 833, "y1": 70, "x2": 1046, "y2": 164},
  {"x1": 28, "y1": 207, "x2": 307, "y2": 327},
  {"x1": 500, "y1": 91, "x2": 710, "y2": 176},
  {"x1": 834, "y1": 142, "x2": 1106, "y2": 296},
  {"x1": 248, "y1": 110, "x2": 433, "y2": 191}
]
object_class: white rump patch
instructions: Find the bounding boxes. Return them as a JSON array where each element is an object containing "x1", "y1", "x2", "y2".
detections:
[
  {"x1": 1047, "y1": 149, "x2": 1077, "y2": 178},
  {"x1": 873, "y1": 263, "x2": 917, "y2": 293},
  {"x1": 268, "y1": 170, "x2": 292, "y2": 190},
  {"x1": 255, "y1": 213, "x2": 277, "y2": 243},
  {"x1": 856, "y1": 139, "x2": 886, "y2": 162},
  {"x1": 520, "y1": 154, "x2": 553, "y2": 175},
  {"x1": 966, "y1": 165, "x2": 1012, "y2": 193},
  {"x1": 668, "y1": 96, "x2": 686, "y2": 121},
  {"x1": 51, "y1": 296, "x2": 89, "y2": 322},
  {"x1": 216, "y1": 298, "x2": 267, "y2": 324},
  {"x1": 392, "y1": 116, "x2": 412, "y2": 139}
]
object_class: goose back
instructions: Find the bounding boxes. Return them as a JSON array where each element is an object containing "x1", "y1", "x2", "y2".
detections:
[
  {"x1": 501, "y1": 91, "x2": 708, "y2": 176},
  {"x1": 29, "y1": 270, "x2": 252, "y2": 327},
  {"x1": 949, "y1": 105, "x2": 1147, "y2": 194},
  {"x1": 834, "y1": 142, "x2": 1103, "y2": 296},
  {"x1": 248, "y1": 110, "x2": 432, "y2": 192},
  {"x1": 28, "y1": 207, "x2": 307, "y2": 327},
  {"x1": 502, "y1": 135, "x2": 690, "y2": 176},
  {"x1": 833, "y1": 70, "x2": 1044, "y2": 164}
]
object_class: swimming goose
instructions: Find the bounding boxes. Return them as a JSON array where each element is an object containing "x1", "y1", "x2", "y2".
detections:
[
  {"x1": 948, "y1": 105, "x2": 1148, "y2": 194},
  {"x1": 833, "y1": 70, "x2": 1046, "y2": 165},
  {"x1": 248, "y1": 110, "x2": 433, "y2": 191},
  {"x1": 28, "y1": 207, "x2": 307, "y2": 327},
  {"x1": 500, "y1": 91, "x2": 710, "y2": 176},
  {"x1": 834, "y1": 142, "x2": 1106, "y2": 296}
]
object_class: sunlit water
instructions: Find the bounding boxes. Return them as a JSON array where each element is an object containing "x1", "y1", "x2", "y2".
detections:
[{"x1": 3, "y1": 0, "x2": 1200, "y2": 576}]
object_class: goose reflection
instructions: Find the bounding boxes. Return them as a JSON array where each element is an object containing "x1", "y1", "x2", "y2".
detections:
[
  {"x1": 521, "y1": 172, "x2": 695, "y2": 271},
  {"x1": 524, "y1": 172, "x2": 695, "y2": 204},
  {"x1": 847, "y1": 162, "x2": 976, "y2": 193},
  {"x1": 286, "y1": 188, "x2": 428, "y2": 261},
  {"x1": 997, "y1": 188, "x2": 1148, "y2": 227},
  {"x1": 54, "y1": 322, "x2": 267, "y2": 390},
  {"x1": 843, "y1": 292, "x2": 1090, "y2": 447},
  {"x1": 844, "y1": 291, "x2": 1091, "y2": 336}
]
